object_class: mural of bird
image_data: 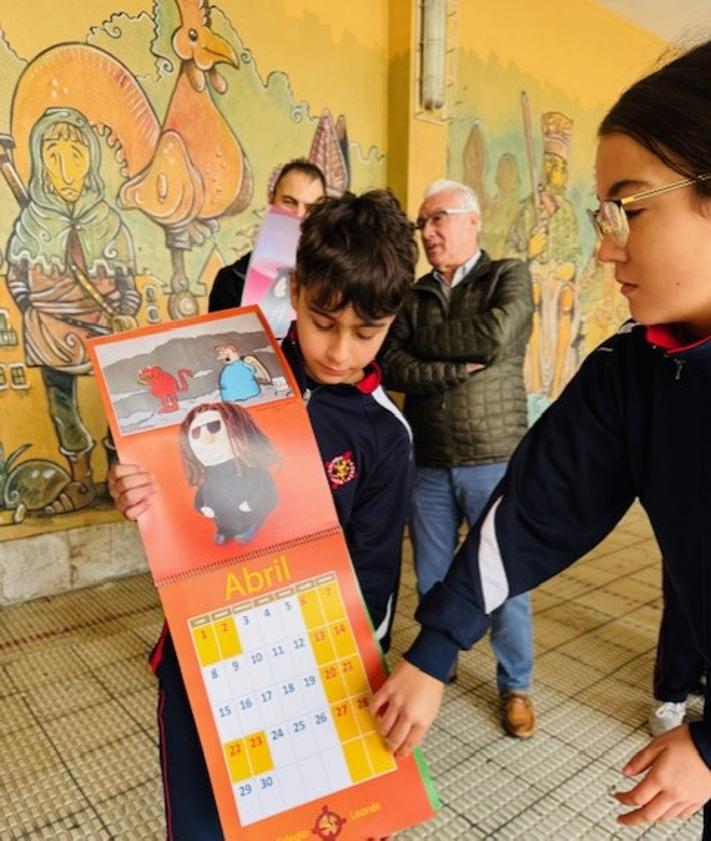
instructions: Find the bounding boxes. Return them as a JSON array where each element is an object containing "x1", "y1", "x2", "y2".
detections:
[
  {"x1": 120, "y1": 0, "x2": 253, "y2": 245},
  {"x1": 9, "y1": 0, "x2": 252, "y2": 319}
]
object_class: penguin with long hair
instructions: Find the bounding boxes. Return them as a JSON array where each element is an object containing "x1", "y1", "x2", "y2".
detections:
[{"x1": 179, "y1": 402, "x2": 279, "y2": 544}]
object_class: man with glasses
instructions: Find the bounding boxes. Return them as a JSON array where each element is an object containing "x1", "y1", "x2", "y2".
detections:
[{"x1": 380, "y1": 178, "x2": 538, "y2": 738}]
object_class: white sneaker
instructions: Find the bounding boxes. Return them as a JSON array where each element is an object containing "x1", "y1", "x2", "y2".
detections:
[{"x1": 648, "y1": 700, "x2": 686, "y2": 736}]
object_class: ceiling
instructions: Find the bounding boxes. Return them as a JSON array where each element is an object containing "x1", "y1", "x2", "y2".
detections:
[{"x1": 594, "y1": 0, "x2": 711, "y2": 42}]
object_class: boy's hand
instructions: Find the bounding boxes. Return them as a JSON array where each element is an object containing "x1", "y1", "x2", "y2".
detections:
[
  {"x1": 107, "y1": 463, "x2": 157, "y2": 520},
  {"x1": 370, "y1": 660, "x2": 445, "y2": 758},
  {"x1": 614, "y1": 725, "x2": 711, "y2": 824}
]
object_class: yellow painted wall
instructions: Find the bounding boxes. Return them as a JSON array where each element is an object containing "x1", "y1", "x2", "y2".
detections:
[{"x1": 465, "y1": 0, "x2": 664, "y2": 109}]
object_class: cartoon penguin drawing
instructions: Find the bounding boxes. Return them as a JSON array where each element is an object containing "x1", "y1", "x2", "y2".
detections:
[{"x1": 179, "y1": 402, "x2": 279, "y2": 545}]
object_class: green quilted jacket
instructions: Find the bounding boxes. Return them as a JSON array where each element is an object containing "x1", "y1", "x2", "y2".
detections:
[{"x1": 379, "y1": 252, "x2": 533, "y2": 466}]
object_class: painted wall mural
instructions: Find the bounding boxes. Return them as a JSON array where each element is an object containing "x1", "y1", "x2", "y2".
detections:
[
  {"x1": 0, "y1": 0, "x2": 384, "y2": 539},
  {"x1": 449, "y1": 50, "x2": 630, "y2": 423}
]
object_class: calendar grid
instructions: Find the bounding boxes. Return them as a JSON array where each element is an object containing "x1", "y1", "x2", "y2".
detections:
[{"x1": 188, "y1": 572, "x2": 396, "y2": 826}]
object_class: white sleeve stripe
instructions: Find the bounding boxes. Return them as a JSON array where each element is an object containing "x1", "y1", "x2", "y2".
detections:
[
  {"x1": 480, "y1": 496, "x2": 509, "y2": 613},
  {"x1": 370, "y1": 386, "x2": 413, "y2": 442},
  {"x1": 374, "y1": 593, "x2": 393, "y2": 641}
]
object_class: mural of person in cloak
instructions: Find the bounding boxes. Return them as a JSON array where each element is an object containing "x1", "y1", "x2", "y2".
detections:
[
  {"x1": 5, "y1": 107, "x2": 140, "y2": 514},
  {"x1": 179, "y1": 402, "x2": 279, "y2": 545}
]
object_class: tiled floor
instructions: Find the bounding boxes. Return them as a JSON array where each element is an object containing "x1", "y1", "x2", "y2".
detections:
[{"x1": 0, "y1": 505, "x2": 704, "y2": 839}]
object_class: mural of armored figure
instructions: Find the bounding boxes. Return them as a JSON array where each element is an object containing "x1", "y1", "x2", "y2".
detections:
[
  {"x1": 506, "y1": 111, "x2": 581, "y2": 404},
  {"x1": 5, "y1": 107, "x2": 140, "y2": 514}
]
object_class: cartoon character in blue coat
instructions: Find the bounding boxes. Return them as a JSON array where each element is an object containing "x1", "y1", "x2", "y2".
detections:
[{"x1": 216, "y1": 343, "x2": 270, "y2": 402}]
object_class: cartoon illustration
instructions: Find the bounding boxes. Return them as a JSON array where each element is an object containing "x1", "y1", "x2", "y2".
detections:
[
  {"x1": 308, "y1": 109, "x2": 350, "y2": 196},
  {"x1": 138, "y1": 365, "x2": 194, "y2": 413},
  {"x1": 505, "y1": 105, "x2": 581, "y2": 405},
  {"x1": 10, "y1": 0, "x2": 251, "y2": 322},
  {"x1": 259, "y1": 266, "x2": 293, "y2": 339},
  {"x1": 179, "y1": 402, "x2": 279, "y2": 544},
  {"x1": 215, "y1": 344, "x2": 264, "y2": 403},
  {"x1": 5, "y1": 107, "x2": 140, "y2": 513},
  {"x1": 119, "y1": 0, "x2": 253, "y2": 317},
  {"x1": 93, "y1": 312, "x2": 292, "y2": 437},
  {"x1": 266, "y1": 108, "x2": 351, "y2": 201},
  {"x1": 242, "y1": 208, "x2": 301, "y2": 337}
]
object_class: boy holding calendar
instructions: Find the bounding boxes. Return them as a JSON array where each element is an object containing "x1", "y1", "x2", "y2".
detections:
[{"x1": 108, "y1": 190, "x2": 417, "y2": 840}]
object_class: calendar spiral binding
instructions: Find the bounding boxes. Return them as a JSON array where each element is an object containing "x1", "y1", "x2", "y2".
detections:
[{"x1": 155, "y1": 525, "x2": 344, "y2": 588}]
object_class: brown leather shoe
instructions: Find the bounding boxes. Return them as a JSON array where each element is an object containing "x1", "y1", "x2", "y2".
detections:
[{"x1": 501, "y1": 691, "x2": 537, "y2": 738}]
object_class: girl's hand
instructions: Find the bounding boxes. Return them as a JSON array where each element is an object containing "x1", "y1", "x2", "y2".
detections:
[
  {"x1": 107, "y1": 463, "x2": 157, "y2": 520},
  {"x1": 614, "y1": 725, "x2": 711, "y2": 824},
  {"x1": 370, "y1": 660, "x2": 445, "y2": 758}
]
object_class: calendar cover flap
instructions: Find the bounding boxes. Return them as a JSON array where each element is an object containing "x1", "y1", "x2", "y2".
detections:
[
  {"x1": 242, "y1": 206, "x2": 300, "y2": 340},
  {"x1": 87, "y1": 307, "x2": 337, "y2": 586}
]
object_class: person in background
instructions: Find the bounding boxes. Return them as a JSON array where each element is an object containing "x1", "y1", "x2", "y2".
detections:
[
  {"x1": 379, "y1": 178, "x2": 536, "y2": 739},
  {"x1": 648, "y1": 570, "x2": 705, "y2": 736},
  {"x1": 209, "y1": 159, "x2": 326, "y2": 312}
]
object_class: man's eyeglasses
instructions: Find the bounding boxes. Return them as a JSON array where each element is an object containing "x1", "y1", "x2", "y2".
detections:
[
  {"x1": 415, "y1": 208, "x2": 474, "y2": 231},
  {"x1": 588, "y1": 174, "x2": 711, "y2": 247}
]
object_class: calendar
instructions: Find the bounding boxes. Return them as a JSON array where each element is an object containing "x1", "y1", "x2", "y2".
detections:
[
  {"x1": 190, "y1": 572, "x2": 397, "y2": 826},
  {"x1": 89, "y1": 308, "x2": 439, "y2": 840}
]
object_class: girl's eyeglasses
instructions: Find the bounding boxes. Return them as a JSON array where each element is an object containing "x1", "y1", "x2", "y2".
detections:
[{"x1": 588, "y1": 174, "x2": 711, "y2": 247}]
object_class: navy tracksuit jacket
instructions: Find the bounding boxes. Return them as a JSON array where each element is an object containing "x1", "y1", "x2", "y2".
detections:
[{"x1": 405, "y1": 321, "x2": 711, "y2": 835}]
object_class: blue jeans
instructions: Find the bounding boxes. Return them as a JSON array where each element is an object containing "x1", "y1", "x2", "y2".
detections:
[{"x1": 410, "y1": 463, "x2": 534, "y2": 693}]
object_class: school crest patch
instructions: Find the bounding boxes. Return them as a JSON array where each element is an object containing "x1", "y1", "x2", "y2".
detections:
[{"x1": 324, "y1": 451, "x2": 357, "y2": 489}]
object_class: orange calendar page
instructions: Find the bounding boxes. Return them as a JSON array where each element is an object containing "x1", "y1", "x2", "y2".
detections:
[{"x1": 88, "y1": 307, "x2": 439, "y2": 840}]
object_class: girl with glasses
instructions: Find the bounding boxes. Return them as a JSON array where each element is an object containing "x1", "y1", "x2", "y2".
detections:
[{"x1": 373, "y1": 39, "x2": 711, "y2": 835}]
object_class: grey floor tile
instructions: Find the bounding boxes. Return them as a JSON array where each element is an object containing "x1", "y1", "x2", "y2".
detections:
[{"x1": 0, "y1": 503, "x2": 705, "y2": 839}]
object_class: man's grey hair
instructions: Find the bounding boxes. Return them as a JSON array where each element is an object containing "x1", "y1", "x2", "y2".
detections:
[{"x1": 423, "y1": 179, "x2": 481, "y2": 215}]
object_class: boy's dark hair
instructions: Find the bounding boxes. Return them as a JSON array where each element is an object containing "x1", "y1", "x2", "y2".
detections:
[
  {"x1": 271, "y1": 158, "x2": 327, "y2": 197},
  {"x1": 599, "y1": 40, "x2": 711, "y2": 200},
  {"x1": 295, "y1": 189, "x2": 417, "y2": 321}
]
